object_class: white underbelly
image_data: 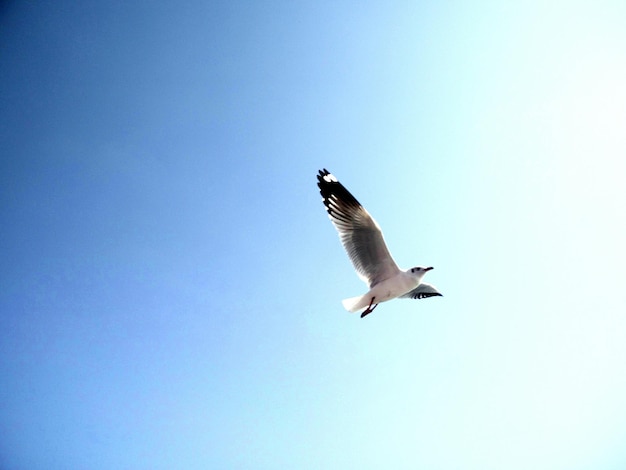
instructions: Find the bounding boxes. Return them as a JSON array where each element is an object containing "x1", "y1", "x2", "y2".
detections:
[{"x1": 369, "y1": 274, "x2": 418, "y2": 303}]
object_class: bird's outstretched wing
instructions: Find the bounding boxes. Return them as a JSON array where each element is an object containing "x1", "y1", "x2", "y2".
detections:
[
  {"x1": 400, "y1": 282, "x2": 443, "y2": 300},
  {"x1": 317, "y1": 169, "x2": 400, "y2": 287}
]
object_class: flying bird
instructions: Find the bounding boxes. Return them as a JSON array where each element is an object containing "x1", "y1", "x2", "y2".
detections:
[{"x1": 317, "y1": 169, "x2": 442, "y2": 318}]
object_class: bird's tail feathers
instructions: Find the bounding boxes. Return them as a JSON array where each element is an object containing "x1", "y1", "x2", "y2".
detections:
[{"x1": 341, "y1": 295, "x2": 365, "y2": 313}]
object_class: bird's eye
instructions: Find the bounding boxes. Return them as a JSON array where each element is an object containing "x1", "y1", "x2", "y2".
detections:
[{"x1": 411, "y1": 268, "x2": 415, "y2": 273}]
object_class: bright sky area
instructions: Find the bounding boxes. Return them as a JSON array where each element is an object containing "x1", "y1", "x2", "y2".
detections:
[{"x1": 2, "y1": 1, "x2": 626, "y2": 469}]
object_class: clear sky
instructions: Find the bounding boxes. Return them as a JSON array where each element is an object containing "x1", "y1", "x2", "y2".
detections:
[{"x1": 2, "y1": 1, "x2": 626, "y2": 468}]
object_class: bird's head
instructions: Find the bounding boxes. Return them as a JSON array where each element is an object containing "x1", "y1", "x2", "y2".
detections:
[{"x1": 408, "y1": 266, "x2": 433, "y2": 279}]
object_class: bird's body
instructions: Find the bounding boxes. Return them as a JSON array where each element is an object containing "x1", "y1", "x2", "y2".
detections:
[
  {"x1": 341, "y1": 270, "x2": 425, "y2": 313},
  {"x1": 316, "y1": 168, "x2": 441, "y2": 317}
]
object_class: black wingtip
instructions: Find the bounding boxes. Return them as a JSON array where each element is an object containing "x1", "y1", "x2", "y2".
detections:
[
  {"x1": 317, "y1": 168, "x2": 333, "y2": 182},
  {"x1": 316, "y1": 169, "x2": 362, "y2": 210},
  {"x1": 415, "y1": 292, "x2": 443, "y2": 299}
]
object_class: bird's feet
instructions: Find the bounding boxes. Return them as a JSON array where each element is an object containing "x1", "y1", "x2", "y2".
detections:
[{"x1": 360, "y1": 297, "x2": 378, "y2": 318}]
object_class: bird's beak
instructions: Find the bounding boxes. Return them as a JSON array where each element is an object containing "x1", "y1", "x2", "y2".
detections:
[{"x1": 425, "y1": 267, "x2": 434, "y2": 271}]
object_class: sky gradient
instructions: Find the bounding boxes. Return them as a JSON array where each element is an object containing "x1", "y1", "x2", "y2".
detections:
[{"x1": 2, "y1": 1, "x2": 626, "y2": 468}]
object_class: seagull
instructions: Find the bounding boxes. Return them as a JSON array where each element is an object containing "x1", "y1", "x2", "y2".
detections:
[{"x1": 317, "y1": 169, "x2": 442, "y2": 318}]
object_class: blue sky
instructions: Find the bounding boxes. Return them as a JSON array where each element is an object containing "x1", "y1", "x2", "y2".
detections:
[{"x1": 2, "y1": 1, "x2": 626, "y2": 468}]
